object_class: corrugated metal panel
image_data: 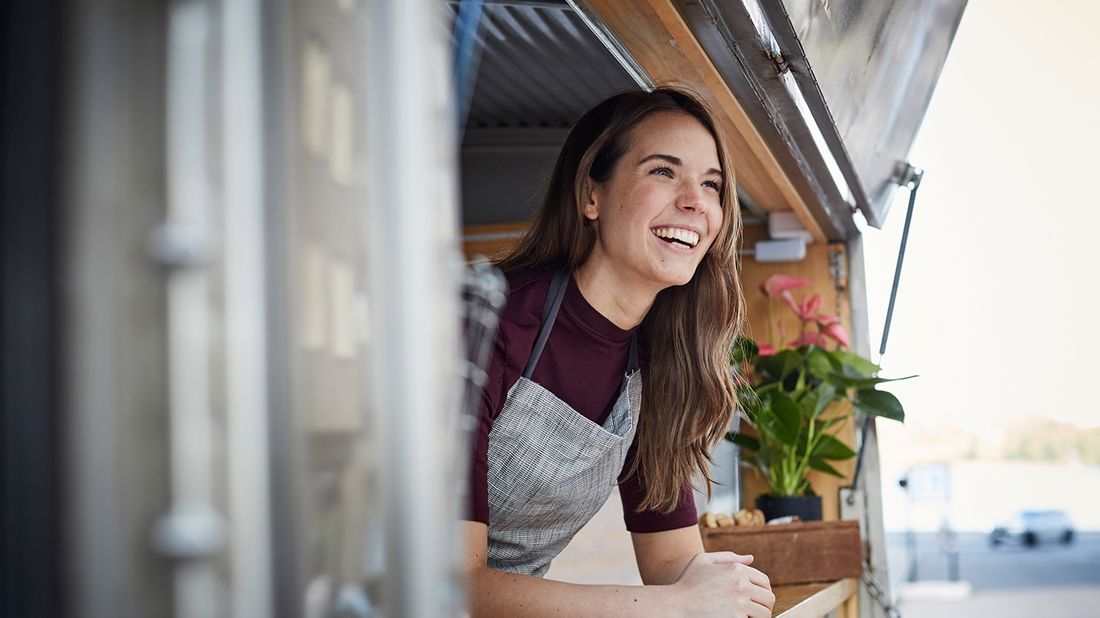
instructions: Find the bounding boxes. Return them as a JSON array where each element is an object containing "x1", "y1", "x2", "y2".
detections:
[{"x1": 450, "y1": 1, "x2": 637, "y2": 128}]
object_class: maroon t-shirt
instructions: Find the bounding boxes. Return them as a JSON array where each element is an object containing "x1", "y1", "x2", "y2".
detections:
[{"x1": 466, "y1": 266, "x2": 697, "y2": 533}]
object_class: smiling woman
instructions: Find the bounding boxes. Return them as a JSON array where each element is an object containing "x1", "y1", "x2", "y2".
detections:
[
  {"x1": 463, "y1": 88, "x2": 774, "y2": 617},
  {"x1": 581, "y1": 111, "x2": 725, "y2": 294}
]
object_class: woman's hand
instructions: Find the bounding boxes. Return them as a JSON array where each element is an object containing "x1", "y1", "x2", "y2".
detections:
[{"x1": 668, "y1": 552, "x2": 775, "y2": 617}]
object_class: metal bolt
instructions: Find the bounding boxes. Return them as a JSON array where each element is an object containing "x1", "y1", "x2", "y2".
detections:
[
  {"x1": 150, "y1": 502, "x2": 228, "y2": 561},
  {"x1": 147, "y1": 218, "x2": 218, "y2": 268}
]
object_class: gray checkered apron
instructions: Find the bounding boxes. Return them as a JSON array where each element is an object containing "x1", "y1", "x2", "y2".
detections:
[{"x1": 486, "y1": 269, "x2": 641, "y2": 577}]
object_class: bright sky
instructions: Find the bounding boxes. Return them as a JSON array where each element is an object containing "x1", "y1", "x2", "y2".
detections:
[{"x1": 861, "y1": 0, "x2": 1100, "y2": 436}]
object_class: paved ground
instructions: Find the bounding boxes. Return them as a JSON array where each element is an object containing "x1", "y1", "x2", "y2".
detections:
[
  {"x1": 889, "y1": 532, "x2": 1100, "y2": 617},
  {"x1": 899, "y1": 585, "x2": 1100, "y2": 618}
]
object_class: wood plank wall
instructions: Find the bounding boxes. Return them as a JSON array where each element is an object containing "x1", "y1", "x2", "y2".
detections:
[{"x1": 463, "y1": 223, "x2": 529, "y2": 262}]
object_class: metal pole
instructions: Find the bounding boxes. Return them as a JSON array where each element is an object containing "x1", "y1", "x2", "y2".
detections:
[
  {"x1": 365, "y1": 0, "x2": 462, "y2": 616},
  {"x1": 879, "y1": 164, "x2": 923, "y2": 356},
  {"x1": 222, "y1": 0, "x2": 274, "y2": 614},
  {"x1": 150, "y1": 2, "x2": 226, "y2": 617}
]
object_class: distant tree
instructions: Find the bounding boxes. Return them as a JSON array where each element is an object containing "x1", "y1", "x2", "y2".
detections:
[{"x1": 1002, "y1": 417, "x2": 1100, "y2": 465}]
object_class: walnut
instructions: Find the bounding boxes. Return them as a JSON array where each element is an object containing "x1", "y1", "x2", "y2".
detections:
[
  {"x1": 733, "y1": 508, "x2": 765, "y2": 526},
  {"x1": 699, "y1": 511, "x2": 718, "y2": 528},
  {"x1": 714, "y1": 513, "x2": 735, "y2": 527}
]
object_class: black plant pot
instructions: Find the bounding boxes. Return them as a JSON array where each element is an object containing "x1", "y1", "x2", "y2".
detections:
[{"x1": 755, "y1": 494, "x2": 823, "y2": 522}]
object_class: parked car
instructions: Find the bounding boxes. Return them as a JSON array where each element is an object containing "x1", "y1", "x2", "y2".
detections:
[{"x1": 990, "y1": 510, "x2": 1075, "y2": 547}]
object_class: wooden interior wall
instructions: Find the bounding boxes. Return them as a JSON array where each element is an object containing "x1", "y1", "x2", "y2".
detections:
[
  {"x1": 738, "y1": 225, "x2": 855, "y2": 521},
  {"x1": 462, "y1": 223, "x2": 529, "y2": 262}
]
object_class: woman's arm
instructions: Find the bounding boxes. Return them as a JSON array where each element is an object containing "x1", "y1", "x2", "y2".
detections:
[
  {"x1": 464, "y1": 521, "x2": 775, "y2": 617},
  {"x1": 631, "y1": 525, "x2": 705, "y2": 584}
]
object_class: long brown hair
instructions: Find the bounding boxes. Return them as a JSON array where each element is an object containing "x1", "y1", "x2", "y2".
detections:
[{"x1": 497, "y1": 87, "x2": 745, "y2": 512}]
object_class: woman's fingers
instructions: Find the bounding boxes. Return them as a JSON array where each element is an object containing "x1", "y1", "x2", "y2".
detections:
[
  {"x1": 734, "y1": 562, "x2": 771, "y2": 591},
  {"x1": 706, "y1": 550, "x2": 754, "y2": 566},
  {"x1": 748, "y1": 601, "x2": 774, "y2": 618},
  {"x1": 675, "y1": 552, "x2": 775, "y2": 617},
  {"x1": 732, "y1": 563, "x2": 774, "y2": 617},
  {"x1": 748, "y1": 581, "x2": 776, "y2": 610}
]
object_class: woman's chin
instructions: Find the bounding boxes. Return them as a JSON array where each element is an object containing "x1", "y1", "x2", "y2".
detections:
[{"x1": 650, "y1": 267, "x2": 697, "y2": 289}]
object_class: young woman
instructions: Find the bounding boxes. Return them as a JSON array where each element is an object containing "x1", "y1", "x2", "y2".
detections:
[{"x1": 464, "y1": 87, "x2": 775, "y2": 617}]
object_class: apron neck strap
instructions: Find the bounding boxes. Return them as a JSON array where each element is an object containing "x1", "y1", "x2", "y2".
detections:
[
  {"x1": 523, "y1": 268, "x2": 642, "y2": 381},
  {"x1": 522, "y1": 268, "x2": 570, "y2": 379}
]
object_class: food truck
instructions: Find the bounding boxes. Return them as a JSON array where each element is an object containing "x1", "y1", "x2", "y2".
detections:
[{"x1": 1, "y1": 0, "x2": 964, "y2": 615}]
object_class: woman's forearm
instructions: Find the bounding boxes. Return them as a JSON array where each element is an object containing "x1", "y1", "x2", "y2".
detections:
[{"x1": 469, "y1": 566, "x2": 681, "y2": 618}]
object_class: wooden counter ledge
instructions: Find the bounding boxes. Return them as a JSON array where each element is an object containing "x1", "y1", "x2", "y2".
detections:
[{"x1": 773, "y1": 578, "x2": 858, "y2": 618}]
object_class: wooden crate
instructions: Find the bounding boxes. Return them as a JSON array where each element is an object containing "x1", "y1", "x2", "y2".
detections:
[{"x1": 700, "y1": 520, "x2": 863, "y2": 586}]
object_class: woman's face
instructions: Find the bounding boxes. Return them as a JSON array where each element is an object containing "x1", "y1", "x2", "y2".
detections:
[{"x1": 583, "y1": 110, "x2": 725, "y2": 291}]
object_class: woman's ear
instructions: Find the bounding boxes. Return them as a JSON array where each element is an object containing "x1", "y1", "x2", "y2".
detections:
[{"x1": 582, "y1": 179, "x2": 600, "y2": 221}]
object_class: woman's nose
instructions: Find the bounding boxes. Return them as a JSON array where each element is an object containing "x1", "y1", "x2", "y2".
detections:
[{"x1": 676, "y1": 184, "x2": 706, "y2": 213}]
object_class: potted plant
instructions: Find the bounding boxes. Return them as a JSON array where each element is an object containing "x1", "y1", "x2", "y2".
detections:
[{"x1": 727, "y1": 274, "x2": 913, "y2": 522}]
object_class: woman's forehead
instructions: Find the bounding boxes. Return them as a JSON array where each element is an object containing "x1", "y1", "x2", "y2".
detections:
[{"x1": 625, "y1": 111, "x2": 721, "y2": 171}]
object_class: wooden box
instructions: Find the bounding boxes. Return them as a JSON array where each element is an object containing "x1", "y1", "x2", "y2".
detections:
[{"x1": 700, "y1": 520, "x2": 863, "y2": 586}]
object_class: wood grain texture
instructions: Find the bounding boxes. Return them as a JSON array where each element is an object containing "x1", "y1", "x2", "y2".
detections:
[
  {"x1": 701, "y1": 520, "x2": 863, "y2": 586},
  {"x1": 773, "y1": 577, "x2": 859, "y2": 617},
  {"x1": 583, "y1": 0, "x2": 827, "y2": 242},
  {"x1": 462, "y1": 222, "x2": 529, "y2": 262}
]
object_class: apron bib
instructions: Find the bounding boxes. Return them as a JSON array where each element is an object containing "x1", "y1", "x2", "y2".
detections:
[{"x1": 486, "y1": 269, "x2": 641, "y2": 577}]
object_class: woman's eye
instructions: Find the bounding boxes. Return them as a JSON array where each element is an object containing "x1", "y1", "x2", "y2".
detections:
[
  {"x1": 650, "y1": 166, "x2": 674, "y2": 178},
  {"x1": 703, "y1": 180, "x2": 722, "y2": 192}
]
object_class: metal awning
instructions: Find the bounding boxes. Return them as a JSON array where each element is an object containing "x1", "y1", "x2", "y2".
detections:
[
  {"x1": 450, "y1": 0, "x2": 638, "y2": 130},
  {"x1": 675, "y1": 0, "x2": 966, "y2": 233},
  {"x1": 453, "y1": 0, "x2": 966, "y2": 236}
]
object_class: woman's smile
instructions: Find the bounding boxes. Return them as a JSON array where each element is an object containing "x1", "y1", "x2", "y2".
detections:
[{"x1": 651, "y1": 226, "x2": 702, "y2": 251}]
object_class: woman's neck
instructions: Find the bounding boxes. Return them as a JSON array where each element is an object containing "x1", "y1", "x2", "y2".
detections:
[{"x1": 573, "y1": 259, "x2": 658, "y2": 330}]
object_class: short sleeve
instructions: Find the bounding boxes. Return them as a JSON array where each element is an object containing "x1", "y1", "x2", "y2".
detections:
[{"x1": 618, "y1": 444, "x2": 698, "y2": 533}]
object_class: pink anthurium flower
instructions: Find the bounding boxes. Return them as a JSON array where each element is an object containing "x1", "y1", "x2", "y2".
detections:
[
  {"x1": 815, "y1": 313, "x2": 840, "y2": 327},
  {"x1": 757, "y1": 342, "x2": 777, "y2": 356},
  {"x1": 820, "y1": 322, "x2": 850, "y2": 348},
  {"x1": 788, "y1": 292, "x2": 822, "y2": 322},
  {"x1": 789, "y1": 331, "x2": 825, "y2": 348},
  {"x1": 781, "y1": 290, "x2": 799, "y2": 315},
  {"x1": 759, "y1": 274, "x2": 811, "y2": 298}
]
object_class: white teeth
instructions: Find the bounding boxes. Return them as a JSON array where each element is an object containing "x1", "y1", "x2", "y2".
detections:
[{"x1": 652, "y1": 227, "x2": 700, "y2": 248}]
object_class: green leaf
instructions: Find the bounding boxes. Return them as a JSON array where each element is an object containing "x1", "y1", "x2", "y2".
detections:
[
  {"x1": 806, "y1": 348, "x2": 834, "y2": 381},
  {"x1": 798, "y1": 392, "x2": 818, "y2": 421},
  {"x1": 832, "y1": 350, "x2": 881, "y2": 377},
  {"x1": 726, "y1": 431, "x2": 760, "y2": 452},
  {"x1": 853, "y1": 389, "x2": 905, "y2": 422},
  {"x1": 737, "y1": 388, "x2": 762, "y2": 419},
  {"x1": 812, "y1": 382, "x2": 837, "y2": 418},
  {"x1": 758, "y1": 349, "x2": 802, "y2": 383},
  {"x1": 828, "y1": 373, "x2": 918, "y2": 390},
  {"x1": 816, "y1": 415, "x2": 849, "y2": 431},
  {"x1": 796, "y1": 382, "x2": 837, "y2": 421},
  {"x1": 808, "y1": 457, "x2": 845, "y2": 478},
  {"x1": 794, "y1": 426, "x2": 811, "y2": 456},
  {"x1": 731, "y1": 336, "x2": 758, "y2": 365},
  {"x1": 768, "y1": 391, "x2": 803, "y2": 446},
  {"x1": 812, "y1": 434, "x2": 857, "y2": 460}
]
